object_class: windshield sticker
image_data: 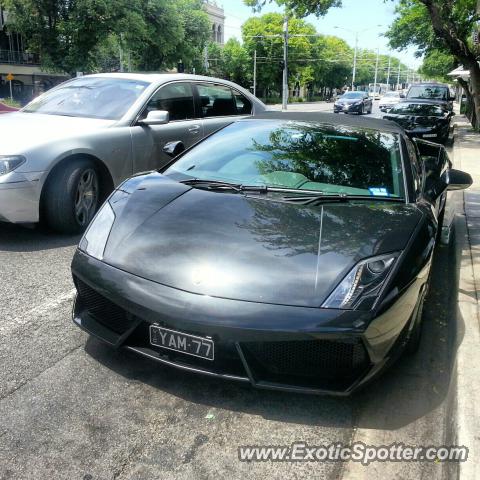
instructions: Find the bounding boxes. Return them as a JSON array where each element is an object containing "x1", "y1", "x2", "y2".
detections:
[{"x1": 369, "y1": 187, "x2": 389, "y2": 197}]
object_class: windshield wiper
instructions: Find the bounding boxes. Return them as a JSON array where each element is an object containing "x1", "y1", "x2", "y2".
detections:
[
  {"x1": 179, "y1": 178, "x2": 268, "y2": 193},
  {"x1": 282, "y1": 193, "x2": 405, "y2": 205}
]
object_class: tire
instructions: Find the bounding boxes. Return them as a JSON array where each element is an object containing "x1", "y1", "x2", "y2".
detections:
[
  {"x1": 360, "y1": 104, "x2": 365, "y2": 115},
  {"x1": 44, "y1": 158, "x2": 100, "y2": 234},
  {"x1": 405, "y1": 289, "x2": 427, "y2": 355}
]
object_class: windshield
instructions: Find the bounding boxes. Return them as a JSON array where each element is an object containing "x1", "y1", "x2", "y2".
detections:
[
  {"x1": 407, "y1": 85, "x2": 448, "y2": 100},
  {"x1": 390, "y1": 103, "x2": 446, "y2": 116},
  {"x1": 341, "y1": 92, "x2": 364, "y2": 99},
  {"x1": 165, "y1": 120, "x2": 405, "y2": 198},
  {"x1": 384, "y1": 92, "x2": 400, "y2": 98},
  {"x1": 22, "y1": 77, "x2": 149, "y2": 120}
]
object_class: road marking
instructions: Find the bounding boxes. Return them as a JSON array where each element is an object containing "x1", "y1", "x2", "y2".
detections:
[{"x1": 0, "y1": 288, "x2": 76, "y2": 335}]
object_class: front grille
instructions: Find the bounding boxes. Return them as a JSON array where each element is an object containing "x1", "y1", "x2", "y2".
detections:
[
  {"x1": 241, "y1": 338, "x2": 369, "y2": 390},
  {"x1": 75, "y1": 278, "x2": 136, "y2": 335}
]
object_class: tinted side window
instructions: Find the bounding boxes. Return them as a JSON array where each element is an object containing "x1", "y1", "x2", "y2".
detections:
[
  {"x1": 145, "y1": 82, "x2": 194, "y2": 121},
  {"x1": 405, "y1": 137, "x2": 422, "y2": 196},
  {"x1": 197, "y1": 84, "x2": 238, "y2": 117},
  {"x1": 233, "y1": 90, "x2": 252, "y2": 114}
]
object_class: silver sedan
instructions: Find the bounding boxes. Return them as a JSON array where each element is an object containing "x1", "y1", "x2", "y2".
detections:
[{"x1": 0, "y1": 73, "x2": 266, "y2": 233}]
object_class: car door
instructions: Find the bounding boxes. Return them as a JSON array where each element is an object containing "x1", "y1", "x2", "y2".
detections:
[
  {"x1": 130, "y1": 82, "x2": 203, "y2": 171},
  {"x1": 195, "y1": 82, "x2": 253, "y2": 137},
  {"x1": 364, "y1": 93, "x2": 372, "y2": 109}
]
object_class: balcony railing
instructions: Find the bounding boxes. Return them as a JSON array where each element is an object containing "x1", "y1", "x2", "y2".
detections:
[{"x1": 0, "y1": 49, "x2": 40, "y2": 66}]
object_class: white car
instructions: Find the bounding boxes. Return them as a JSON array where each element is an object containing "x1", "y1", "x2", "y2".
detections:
[{"x1": 379, "y1": 91, "x2": 404, "y2": 112}]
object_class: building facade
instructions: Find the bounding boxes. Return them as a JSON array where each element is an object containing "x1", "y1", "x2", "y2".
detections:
[
  {"x1": 203, "y1": 1, "x2": 225, "y2": 44},
  {"x1": 0, "y1": 7, "x2": 66, "y2": 104}
]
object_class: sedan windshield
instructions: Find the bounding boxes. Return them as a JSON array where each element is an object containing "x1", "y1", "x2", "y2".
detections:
[
  {"x1": 390, "y1": 103, "x2": 446, "y2": 116},
  {"x1": 341, "y1": 92, "x2": 364, "y2": 99},
  {"x1": 165, "y1": 120, "x2": 405, "y2": 198},
  {"x1": 407, "y1": 85, "x2": 448, "y2": 100},
  {"x1": 22, "y1": 77, "x2": 149, "y2": 120}
]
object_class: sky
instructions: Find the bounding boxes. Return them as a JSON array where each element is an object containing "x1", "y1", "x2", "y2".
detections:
[{"x1": 221, "y1": 0, "x2": 422, "y2": 70}]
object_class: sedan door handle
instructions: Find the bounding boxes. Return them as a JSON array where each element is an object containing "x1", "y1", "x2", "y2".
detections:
[{"x1": 188, "y1": 125, "x2": 201, "y2": 135}]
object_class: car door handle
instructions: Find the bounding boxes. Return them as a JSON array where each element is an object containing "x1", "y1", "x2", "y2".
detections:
[{"x1": 188, "y1": 125, "x2": 201, "y2": 135}]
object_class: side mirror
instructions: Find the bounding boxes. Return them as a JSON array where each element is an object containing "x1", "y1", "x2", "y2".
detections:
[
  {"x1": 399, "y1": 93, "x2": 405, "y2": 98},
  {"x1": 447, "y1": 169, "x2": 473, "y2": 191},
  {"x1": 163, "y1": 140, "x2": 185, "y2": 157},
  {"x1": 140, "y1": 110, "x2": 169, "y2": 126}
]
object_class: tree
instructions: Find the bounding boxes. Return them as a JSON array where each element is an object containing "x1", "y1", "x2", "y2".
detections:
[
  {"x1": 1, "y1": 0, "x2": 211, "y2": 74},
  {"x1": 386, "y1": 0, "x2": 480, "y2": 127},
  {"x1": 242, "y1": 12, "x2": 320, "y2": 98},
  {"x1": 244, "y1": 0, "x2": 341, "y2": 17},
  {"x1": 419, "y1": 49, "x2": 457, "y2": 81}
]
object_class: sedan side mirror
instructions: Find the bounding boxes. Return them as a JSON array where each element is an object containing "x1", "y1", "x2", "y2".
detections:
[
  {"x1": 163, "y1": 140, "x2": 185, "y2": 157},
  {"x1": 399, "y1": 93, "x2": 405, "y2": 98},
  {"x1": 447, "y1": 169, "x2": 473, "y2": 191},
  {"x1": 140, "y1": 110, "x2": 169, "y2": 126}
]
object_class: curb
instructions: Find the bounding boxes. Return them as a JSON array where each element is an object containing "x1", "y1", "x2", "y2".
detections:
[{"x1": 451, "y1": 119, "x2": 480, "y2": 480}]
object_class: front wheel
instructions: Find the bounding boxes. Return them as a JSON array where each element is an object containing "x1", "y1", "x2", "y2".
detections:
[
  {"x1": 44, "y1": 158, "x2": 100, "y2": 234},
  {"x1": 405, "y1": 288, "x2": 427, "y2": 355}
]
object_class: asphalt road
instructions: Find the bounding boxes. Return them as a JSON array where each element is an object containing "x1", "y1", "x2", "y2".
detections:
[{"x1": 0, "y1": 107, "x2": 462, "y2": 480}]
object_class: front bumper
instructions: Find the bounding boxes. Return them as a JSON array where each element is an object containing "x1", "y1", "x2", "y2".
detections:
[
  {"x1": 333, "y1": 103, "x2": 363, "y2": 114},
  {"x1": 0, "y1": 171, "x2": 43, "y2": 223},
  {"x1": 405, "y1": 125, "x2": 449, "y2": 141},
  {"x1": 71, "y1": 250, "x2": 420, "y2": 395}
]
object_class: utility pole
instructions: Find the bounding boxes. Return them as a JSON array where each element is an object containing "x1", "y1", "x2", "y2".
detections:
[
  {"x1": 282, "y1": 14, "x2": 289, "y2": 110},
  {"x1": 386, "y1": 55, "x2": 391, "y2": 90},
  {"x1": 352, "y1": 32, "x2": 358, "y2": 90},
  {"x1": 253, "y1": 49, "x2": 257, "y2": 97},
  {"x1": 397, "y1": 62, "x2": 401, "y2": 90},
  {"x1": 373, "y1": 48, "x2": 379, "y2": 99}
]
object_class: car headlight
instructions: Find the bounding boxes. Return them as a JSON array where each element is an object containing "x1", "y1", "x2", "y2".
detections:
[
  {"x1": 322, "y1": 252, "x2": 400, "y2": 310},
  {"x1": 0, "y1": 155, "x2": 26, "y2": 176},
  {"x1": 78, "y1": 202, "x2": 115, "y2": 260}
]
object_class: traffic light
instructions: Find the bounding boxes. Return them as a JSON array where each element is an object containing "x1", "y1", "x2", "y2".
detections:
[
  {"x1": 279, "y1": 60, "x2": 285, "y2": 71},
  {"x1": 177, "y1": 61, "x2": 184, "y2": 73}
]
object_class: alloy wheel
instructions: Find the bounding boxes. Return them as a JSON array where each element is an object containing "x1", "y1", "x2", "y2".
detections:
[{"x1": 74, "y1": 168, "x2": 99, "y2": 227}]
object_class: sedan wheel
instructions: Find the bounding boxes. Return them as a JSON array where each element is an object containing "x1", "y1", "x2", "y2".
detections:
[
  {"x1": 44, "y1": 158, "x2": 101, "y2": 234},
  {"x1": 75, "y1": 169, "x2": 99, "y2": 228}
]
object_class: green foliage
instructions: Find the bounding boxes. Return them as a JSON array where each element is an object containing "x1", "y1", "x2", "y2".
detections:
[
  {"x1": 244, "y1": 0, "x2": 341, "y2": 17},
  {"x1": 419, "y1": 49, "x2": 457, "y2": 82},
  {"x1": 0, "y1": 0, "x2": 211, "y2": 74}
]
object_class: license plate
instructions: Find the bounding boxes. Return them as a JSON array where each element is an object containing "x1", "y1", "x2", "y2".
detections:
[
  {"x1": 423, "y1": 133, "x2": 437, "y2": 138},
  {"x1": 150, "y1": 325, "x2": 214, "y2": 361}
]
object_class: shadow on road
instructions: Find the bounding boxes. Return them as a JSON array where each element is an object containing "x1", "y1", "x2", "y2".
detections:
[
  {"x1": 0, "y1": 223, "x2": 80, "y2": 252},
  {"x1": 83, "y1": 219, "x2": 462, "y2": 433}
]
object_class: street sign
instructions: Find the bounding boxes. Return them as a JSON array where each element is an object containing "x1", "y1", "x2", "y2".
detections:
[{"x1": 6, "y1": 73, "x2": 14, "y2": 82}]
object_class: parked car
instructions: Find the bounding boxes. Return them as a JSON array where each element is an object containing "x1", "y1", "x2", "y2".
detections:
[
  {"x1": 379, "y1": 91, "x2": 404, "y2": 112},
  {"x1": 406, "y1": 82, "x2": 455, "y2": 111},
  {"x1": 333, "y1": 91, "x2": 372, "y2": 114},
  {"x1": 0, "y1": 73, "x2": 265, "y2": 233},
  {"x1": 383, "y1": 100, "x2": 453, "y2": 144},
  {"x1": 71, "y1": 111, "x2": 471, "y2": 395}
]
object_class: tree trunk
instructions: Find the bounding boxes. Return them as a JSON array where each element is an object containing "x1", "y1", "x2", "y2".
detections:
[{"x1": 468, "y1": 63, "x2": 480, "y2": 129}]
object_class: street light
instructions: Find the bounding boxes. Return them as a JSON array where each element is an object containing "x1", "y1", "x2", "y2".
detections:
[{"x1": 334, "y1": 25, "x2": 382, "y2": 90}]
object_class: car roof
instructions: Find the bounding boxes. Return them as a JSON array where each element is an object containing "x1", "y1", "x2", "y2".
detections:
[
  {"x1": 409, "y1": 82, "x2": 449, "y2": 87},
  {"x1": 246, "y1": 111, "x2": 405, "y2": 134},
  {"x1": 80, "y1": 72, "x2": 247, "y2": 88}
]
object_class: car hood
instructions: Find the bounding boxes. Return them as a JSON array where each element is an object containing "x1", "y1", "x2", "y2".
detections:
[
  {"x1": 102, "y1": 173, "x2": 422, "y2": 307},
  {"x1": 383, "y1": 113, "x2": 447, "y2": 130},
  {"x1": 336, "y1": 98, "x2": 362, "y2": 104},
  {"x1": 0, "y1": 112, "x2": 115, "y2": 154}
]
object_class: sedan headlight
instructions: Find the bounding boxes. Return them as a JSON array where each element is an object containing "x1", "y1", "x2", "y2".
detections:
[
  {"x1": 322, "y1": 252, "x2": 400, "y2": 310},
  {"x1": 78, "y1": 202, "x2": 115, "y2": 260},
  {"x1": 0, "y1": 155, "x2": 25, "y2": 176}
]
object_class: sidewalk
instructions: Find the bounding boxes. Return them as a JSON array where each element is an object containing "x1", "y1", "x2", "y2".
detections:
[{"x1": 451, "y1": 113, "x2": 480, "y2": 479}]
